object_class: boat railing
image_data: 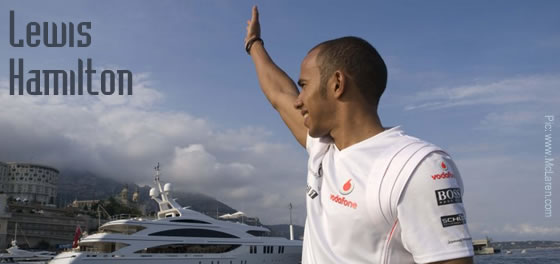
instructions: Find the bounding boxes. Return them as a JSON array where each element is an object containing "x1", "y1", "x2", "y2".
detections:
[
  {"x1": 110, "y1": 214, "x2": 139, "y2": 220},
  {"x1": 108, "y1": 214, "x2": 158, "y2": 221}
]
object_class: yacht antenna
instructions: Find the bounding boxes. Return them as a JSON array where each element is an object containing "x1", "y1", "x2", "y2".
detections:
[
  {"x1": 289, "y1": 203, "x2": 294, "y2": 240},
  {"x1": 154, "y1": 162, "x2": 160, "y2": 182},
  {"x1": 154, "y1": 162, "x2": 164, "y2": 195}
]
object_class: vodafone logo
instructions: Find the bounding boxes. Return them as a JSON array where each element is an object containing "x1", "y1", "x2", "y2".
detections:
[
  {"x1": 339, "y1": 179, "x2": 354, "y2": 195},
  {"x1": 441, "y1": 162, "x2": 448, "y2": 171},
  {"x1": 330, "y1": 194, "x2": 358, "y2": 209},
  {"x1": 431, "y1": 161, "x2": 454, "y2": 180}
]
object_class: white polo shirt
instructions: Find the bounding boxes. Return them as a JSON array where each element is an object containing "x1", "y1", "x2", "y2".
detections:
[{"x1": 302, "y1": 126, "x2": 474, "y2": 264}]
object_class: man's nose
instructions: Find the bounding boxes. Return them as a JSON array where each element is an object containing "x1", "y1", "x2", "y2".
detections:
[{"x1": 294, "y1": 97, "x2": 303, "y2": 110}]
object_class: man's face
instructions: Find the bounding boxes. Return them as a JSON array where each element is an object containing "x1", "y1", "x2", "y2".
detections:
[{"x1": 295, "y1": 49, "x2": 334, "y2": 138}]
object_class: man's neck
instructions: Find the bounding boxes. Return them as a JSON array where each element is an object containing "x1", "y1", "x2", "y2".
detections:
[{"x1": 330, "y1": 110, "x2": 384, "y2": 151}]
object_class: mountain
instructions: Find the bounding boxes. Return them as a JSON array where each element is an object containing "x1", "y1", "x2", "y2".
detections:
[
  {"x1": 56, "y1": 169, "x2": 305, "y2": 237},
  {"x1": 58, "y1": 169, "x2": 243, "y2": 218},
  {"x1": 161, "y1": 191, "x2": 238, "y2": 217},
  {"x1": 57, "y1": 169, "x2": 126, "y2": 204}
]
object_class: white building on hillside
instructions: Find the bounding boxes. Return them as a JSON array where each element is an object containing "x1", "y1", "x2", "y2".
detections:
[{"x1": 1, "y1": 162, "x2": 59, "y2": 205}]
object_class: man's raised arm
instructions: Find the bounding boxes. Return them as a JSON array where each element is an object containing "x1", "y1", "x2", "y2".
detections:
[{"x1": 245, "y1": 6, "x2": 307, "y2": 148}]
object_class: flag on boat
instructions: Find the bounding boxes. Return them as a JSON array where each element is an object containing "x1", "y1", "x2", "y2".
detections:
[{"x1": 72, "y1": 225, "x2": 82, "y2": 248}]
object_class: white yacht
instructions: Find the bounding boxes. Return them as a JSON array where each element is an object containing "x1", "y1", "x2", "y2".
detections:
[{"x1": 50, "y1": 165, "x2": 302, "y2": 264}]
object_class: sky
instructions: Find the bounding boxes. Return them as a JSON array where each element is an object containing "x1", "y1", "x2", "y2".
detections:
[{"x1": 0, "y1": 0, "x2": 558, "y2": 241}]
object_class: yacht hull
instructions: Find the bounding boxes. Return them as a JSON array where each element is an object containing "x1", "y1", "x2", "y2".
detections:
[{"x1": 50, "y1": 250, "x2": 301, "y2": 264}]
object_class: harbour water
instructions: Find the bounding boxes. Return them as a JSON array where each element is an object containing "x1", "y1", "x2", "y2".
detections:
[{"x1": 474, "y1": 248, "x2": 560, "y2": 264}]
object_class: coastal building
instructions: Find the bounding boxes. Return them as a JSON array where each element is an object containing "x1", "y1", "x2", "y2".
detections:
[
  {"x1": 0, "y1": 162, "x2": 8, "y2": 193},
  {"x1": 132, "y1": 186, "x2": 139, "y2": 203},
  {"x1": 115, "y1": 185, "x2": 145, "y2": 215},
  {"x1": 0, "y1": 161, "x2": 77, "y2": 249},
  {"x1": 71, "y1": 185, "x2": 145, "y2": 215},
  {"x1": 0, "y1": 194, "x2": 11, "y2": 249},
  {"x1": 119, "y1": 184, "x2": 130, "y2": 206},
  {"x1": 71, "y1": 199, "x2": 100, "y2": 210},
  {"x1": 0, "y1": 194, "x2": 95, "y2": 250},
  {"x1": 1, "y1": 162, "x2": 59, "y2": 205}
]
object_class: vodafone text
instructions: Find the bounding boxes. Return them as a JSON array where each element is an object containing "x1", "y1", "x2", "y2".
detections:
[
  {"x1": 330, "y1": 194, "x2": 358, "y2": 209},
  {"x1": 432, "y1": 171, "x2": 454, "y2": 180}
]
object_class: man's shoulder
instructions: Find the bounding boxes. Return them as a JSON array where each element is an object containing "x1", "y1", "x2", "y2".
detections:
[
  {"x1": 305, "y1": 126, "x2": 446, "y2": 159},
  {"x1": 366, "y1": 126, "x2": 439, "y2": 152}
]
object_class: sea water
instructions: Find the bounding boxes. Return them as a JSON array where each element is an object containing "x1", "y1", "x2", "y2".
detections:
[{"x1": 474, "y1": 248, "x2": 560, "y2": 264}]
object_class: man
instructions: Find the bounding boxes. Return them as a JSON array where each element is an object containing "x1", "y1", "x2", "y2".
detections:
[{"x1": 245, "y1": 6, "x2": 474, "y2": 264}]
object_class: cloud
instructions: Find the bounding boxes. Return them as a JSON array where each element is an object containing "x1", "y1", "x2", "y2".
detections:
[
  {"x1": 95, "y1": 72, "x2": 163, "y2": 108},
  {"x1": 0, "y1": 73, "x2": 307, "y2": 225},
  {"x1": 475, "y1": 110, "x2": 550, "y2": 131},
  {"x1": 404, "y1": 74, "x2": 560, "y2": 110},
  {"x1": 503, "y1": 223, "x2": 560, "y2": 237},
  {"x1": 168, "y1": 144, "x2": 255, "y2": 186},
  {"x1": 480, "y1": 111, "x2": 538, "y2": 127}
]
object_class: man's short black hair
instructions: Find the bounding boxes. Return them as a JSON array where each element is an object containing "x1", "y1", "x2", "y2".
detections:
[{"x1": 311, "y1": 36, "x2": 387, "y2": 106}]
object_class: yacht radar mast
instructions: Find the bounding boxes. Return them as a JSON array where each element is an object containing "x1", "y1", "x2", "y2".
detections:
[{"x1": 149, "y1": 163, "x2": 183, "y2": 219}]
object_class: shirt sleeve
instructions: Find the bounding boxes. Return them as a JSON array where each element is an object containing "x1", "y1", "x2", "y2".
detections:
[{"x1": 397, "y1": 151, "x2": 474, "y2": 264}]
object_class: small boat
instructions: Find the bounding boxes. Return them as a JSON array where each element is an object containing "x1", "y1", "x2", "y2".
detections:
[
  {"x1": 521, "y1": 249, "x2": 527, "y2": 254},
  {"x1": 505, "y1": 250, "x2": 512, "y2": 254},
  {"x1": 0, "y1": 238, "x2": 55, "y2": 263},
  {"x1": 473, "y1": 239, "x2": 496, "y2": 255}
]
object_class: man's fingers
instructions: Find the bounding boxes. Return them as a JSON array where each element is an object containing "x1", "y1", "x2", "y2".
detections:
[{"x1": 252, "y1": 6, "x2": 259, "y2": 22}]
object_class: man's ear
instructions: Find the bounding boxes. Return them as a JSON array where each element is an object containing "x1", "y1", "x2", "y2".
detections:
[{"x1": 331, "y1": 71, "x2": 346, "y2": 99}]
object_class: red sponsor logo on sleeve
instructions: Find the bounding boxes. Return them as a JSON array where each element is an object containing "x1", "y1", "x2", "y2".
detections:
[{"x1": 431, "y1": 161, "x2": 455, "y2": 180}]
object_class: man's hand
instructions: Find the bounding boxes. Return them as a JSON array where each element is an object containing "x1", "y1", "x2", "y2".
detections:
[
  {"x1": 244, "y1": 6, "x2": 306, "y2": 148},
  {"x1": 245, "y1": 6, "x2": 261, "y2": 48}
]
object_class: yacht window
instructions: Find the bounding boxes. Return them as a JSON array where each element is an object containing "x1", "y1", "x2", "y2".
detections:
[
  {"x1": 170, "y1": 219, "x2": 211, "y2": 224},
  {"x1": 100, "y1": 224, "x2": 146, "y2": 235},
  {"x1": 247, "y1": 230, "x2": 269, "y2": 237},
  {"x1": 80, "y1": 242, "x2": 129, "y2": 253},
  {"x1": 149, "y1": 228, "x2": 238, "y2": 238},
  {"x1": 134, "y1": 244, "x2": 240, "y2": 254}
]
